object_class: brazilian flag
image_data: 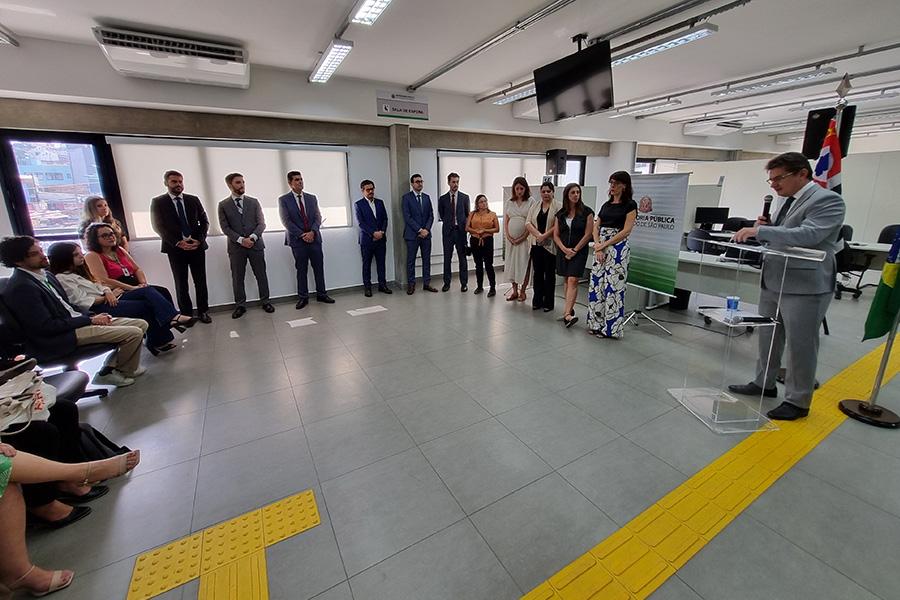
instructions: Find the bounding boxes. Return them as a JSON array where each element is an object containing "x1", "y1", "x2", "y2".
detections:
[{"x1": 863, "y1": 231, "x2": 900, "y2": 341}]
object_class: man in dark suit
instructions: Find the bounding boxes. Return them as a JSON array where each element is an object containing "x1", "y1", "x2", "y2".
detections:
[
  {"x1": 150, "y1": 170, "x2": 212, "y2": 323},
  {"x1": 0, "y1": 236, "x2": 147, "y2": 387},
  {"x1": 437, "y1": 172, "x2": 471, "y2": 292},
  {"x1": 730, "y1": 152, "x2": 845, "y2": 420},
  {"x1": 355, "y1": 179, "x2": 392, "y2": 297},
  {"x1": 218, "y1": 173, "x2": 274, "y2": 318},
  {"x1": 401, "y1": 173, "x2": 437, "y2": 295},
  {"x1": 278, "y1": 171, "x2": 335, "y2": 309}
]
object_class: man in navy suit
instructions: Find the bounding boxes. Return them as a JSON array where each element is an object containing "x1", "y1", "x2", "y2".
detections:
[
  {"x1": 150, "y1": 170, "x2": 211, "y2": 323},
  {"x1": 437, "y1": 172, "x2": 471, "y2": 292},
  {"x1": 401, "y1": 174, "x2": 437, "y2": 295},
  {"x1": 278, "y1": 171, "x2": 335, "y2": 309},
  {"x1": 355, "y1": 179, "x2": 392, "y2": 297}
]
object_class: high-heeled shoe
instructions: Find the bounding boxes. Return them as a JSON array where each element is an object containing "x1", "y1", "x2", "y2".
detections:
[
  {"x1": 3, "y1": 565, "x2": 75, "y2": 598},
  {"x1": 149, "y1": 343, "x2": 177, "y2": 357}
]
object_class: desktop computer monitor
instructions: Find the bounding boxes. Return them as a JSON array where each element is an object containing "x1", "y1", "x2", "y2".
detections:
[{"x1": 694, "y1": 206, "x2": 729, "y2": 230}]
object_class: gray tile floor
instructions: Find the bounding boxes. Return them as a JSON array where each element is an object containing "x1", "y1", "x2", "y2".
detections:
[{"x1": 29, "y1": 280, "x2": 900, "y2": 600}]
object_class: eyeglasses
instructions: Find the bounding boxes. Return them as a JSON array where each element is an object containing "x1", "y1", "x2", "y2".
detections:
[
  {"x1": 766, "y1": 172, "x2": 796, "y2": 185},
  {"x1": 608, "y1": 180, "x2": 624, "y2": 185},
  {"x1": 98, "y1": 232, "x2": 116, "y2": 239}
]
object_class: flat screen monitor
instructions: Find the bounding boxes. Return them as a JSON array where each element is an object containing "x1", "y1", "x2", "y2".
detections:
[
  {"x1": 694, "y1": 206, "x2": 729, "y2": 226},
  {"x1": 534, "y1": 40, "x2": 614, "y2": 124}
]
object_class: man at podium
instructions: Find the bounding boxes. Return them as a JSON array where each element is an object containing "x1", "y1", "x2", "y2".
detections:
[{"x1": 728, "y1": 152, "x2": 845, "y2": 420}]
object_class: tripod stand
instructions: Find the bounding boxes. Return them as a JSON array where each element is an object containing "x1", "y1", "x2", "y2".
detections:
[{"x1": 622, "y1": 287, "x2": 673, "y2": 335}]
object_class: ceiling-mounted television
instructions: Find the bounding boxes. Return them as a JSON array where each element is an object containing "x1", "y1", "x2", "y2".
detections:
[{"x1": 534, "y1": 40, "x2": 614, "y2": 124}]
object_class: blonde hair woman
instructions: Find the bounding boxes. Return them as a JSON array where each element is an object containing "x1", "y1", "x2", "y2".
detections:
[{"x1": 78, "y1": 196, "x2": 128, "y2": 252}]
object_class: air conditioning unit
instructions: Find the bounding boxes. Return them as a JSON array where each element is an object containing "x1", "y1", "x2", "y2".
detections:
[
  {"x1": 682, "y1": 120, "x2": 743, "y2": 137},
  {"x1": 93, "y1": 27, "x2": 249, "y2": 89}
]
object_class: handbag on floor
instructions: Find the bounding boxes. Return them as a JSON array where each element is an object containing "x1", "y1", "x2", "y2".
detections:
[{"x1": 78, "y1": 423, "x2": 130, "y2": 461}]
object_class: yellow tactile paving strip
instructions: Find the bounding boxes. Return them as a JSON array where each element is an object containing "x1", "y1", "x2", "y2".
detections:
[
  {"x1": 524, "y1": 341, "x2": 900, "y2": 600},
  {"x1": 126, "y1": 489, "x2": 320, "y2": 600}
]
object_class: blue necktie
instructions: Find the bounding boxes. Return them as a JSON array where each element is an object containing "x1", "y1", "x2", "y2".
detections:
[{"x1": 175, "y1": 197, "x2": 191, "y2": 237}]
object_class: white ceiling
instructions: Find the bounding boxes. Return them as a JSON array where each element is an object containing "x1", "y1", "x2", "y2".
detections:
[{"x1": 3, "y1": 0, "x2": 900, "y2": 139}]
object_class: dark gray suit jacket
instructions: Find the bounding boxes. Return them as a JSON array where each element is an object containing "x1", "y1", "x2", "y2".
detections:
[
  {"x1": 756, "y1": 182, "x2": 845, "y2": 295},
  {"x1": 218, "y1": 195, "x2": 266, "y2": 253}
]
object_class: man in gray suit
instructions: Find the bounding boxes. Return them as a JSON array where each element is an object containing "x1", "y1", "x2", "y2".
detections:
[
  {"x1": 218, "y1": 172, "x2": 274, "y2": 318},
  {"x1": 729, "y1": 152, "x2": 845, "y2": 420}
]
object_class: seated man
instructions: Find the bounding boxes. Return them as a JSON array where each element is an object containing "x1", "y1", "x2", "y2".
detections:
[{"x1": 0, "y1": 236, "x2": 148, "y2": 387}]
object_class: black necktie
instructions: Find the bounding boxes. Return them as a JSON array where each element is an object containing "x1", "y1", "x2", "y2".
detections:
[
  {"x1": 175, "y1": 197, "x2": 191, "y2": 237},
  {"x1": 774, "y1": 196, "x2": 795, "y2": 226},
  {"x1": 417, "y1": 194, "x2": 424, "y2": 213},
  {"x1": 235, "y1": 197, "x2": 243, "y2": 214},
  {"x1": 451, "y1": 194, "x2": 457, "y2": 226}
]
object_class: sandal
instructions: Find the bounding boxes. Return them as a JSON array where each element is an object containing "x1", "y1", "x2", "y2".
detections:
[
  {"x1": 505, "y1": 289, "x2": 517, "y2": 301},
  {"x1": 80, "y1": 450, "x2": 141, "y2": 486},
  {"x1": 6, "y1": 565, "x2": 75, "y2": 598},
  {"x1": 517, "y1": 290, "x2": 527, "y2": 302},
  {"x1": 564, "y1": 316, "x2": 579, "y2": 328}
]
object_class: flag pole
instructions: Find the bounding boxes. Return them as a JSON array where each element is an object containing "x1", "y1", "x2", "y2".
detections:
[
  {"x1": 839, "y1": 308, "x2": 900, "y2": 428},
  {"x1": 833, "y1": 72, "x2": 899, "y2": 428}
]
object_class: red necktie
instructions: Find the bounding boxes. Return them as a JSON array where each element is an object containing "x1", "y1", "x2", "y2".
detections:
[{"x1": 298, "y1": 195, "x2": 310, "y2": 231}]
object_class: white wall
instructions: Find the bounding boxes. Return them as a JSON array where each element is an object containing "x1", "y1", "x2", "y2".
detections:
[
  {"x1": 0, "y1": 37, "x2": 782, "y2": 153},
  {"x1": 677, "y1": 150, "x2": 900, "y2": 242}
]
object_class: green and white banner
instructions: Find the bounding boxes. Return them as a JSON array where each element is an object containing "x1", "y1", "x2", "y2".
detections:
[{"x1": 627, "y1": 173, "x2": 689, "y2": 297}]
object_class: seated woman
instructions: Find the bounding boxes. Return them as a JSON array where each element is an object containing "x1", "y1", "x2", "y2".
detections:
[
  {"x1": 78, "y1": 195, "x2": 129, "y2": 252},
  {"x1": 49, "y1": 241, "x2": 192, "y2": 355},
  {"x1": 0, "y1": 442, "x2": 139, "y2": 598},
  {"x1": 1, "y1": 361, "x2": 108, "y2": 528}
]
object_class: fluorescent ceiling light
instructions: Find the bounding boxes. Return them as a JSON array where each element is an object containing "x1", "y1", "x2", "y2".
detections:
[
  {"x1": 493, "y1": 86, "x2": 536, "y2": 105},
  {"x1": 787, "y1": 90, "x2": 900, "y2": 111},
  {"x1": 610, "y1": 99, "x2": 682, "y2": 118},
  {"x1": 351, "y1": 0, "x2": 393, "y2": 25},
  {"x1": 308, "y1": 38, "x2": 353, "y2": 83},
  {"x1": 610, "y1": 24, "x2": 717, "y2": 67},
  {"x1": 712, "y1": 67, "x2": 837, "y2": 97}
]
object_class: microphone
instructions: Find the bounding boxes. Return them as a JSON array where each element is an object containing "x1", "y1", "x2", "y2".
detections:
[{"x1": 762, "y1": 195, "x2": 773, "y2": 220}]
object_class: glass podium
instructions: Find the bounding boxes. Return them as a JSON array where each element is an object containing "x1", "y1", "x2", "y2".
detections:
[{"x1": 669, "y1": 239, "x2": 826, "y2": 434}]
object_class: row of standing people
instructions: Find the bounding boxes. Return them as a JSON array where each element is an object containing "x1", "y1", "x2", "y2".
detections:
[{"x1": 73, "y1": 169, "x2": 638, "y2": 335}]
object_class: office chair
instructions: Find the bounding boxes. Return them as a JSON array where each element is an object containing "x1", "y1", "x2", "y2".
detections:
[
  {"x1": 834, "y1": 224, "x2": 875, "y2": 300},
  {"x1": 723, "y1": 217, "x2": 753, "y2": 232},
  {"x1": 0, "y1": 277, "x2": 111, "y2": 400},
  {"x1": 686, "y1": 228, "x2": 725, "y2": 255},
  {"x1": 878, "y1": 224, "x2": 900, "y2": 244}
]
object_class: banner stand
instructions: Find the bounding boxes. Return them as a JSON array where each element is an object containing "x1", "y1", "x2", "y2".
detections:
[
  {"x1": 623, "y1": 287, "x2": 673, "y2": 335},
  {"x1": 838, "y1": 308, "x2": 900, "y2": 429}
]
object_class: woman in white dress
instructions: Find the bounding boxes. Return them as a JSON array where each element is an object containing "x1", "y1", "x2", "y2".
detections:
[{"x1": 504, "y1": 176, "x2": 534, "y2": 302}]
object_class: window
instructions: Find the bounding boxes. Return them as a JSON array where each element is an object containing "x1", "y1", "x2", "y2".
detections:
[
  {"x1": 559, "y1": 155, "x2": 586, "y2": 186},
  {"x1": 438, "y1": 152, "x2": 545, "y2": 214},
  {"x1": 0, "y1": 131, "x2": 125, "y2": 240},
  {"x1": 634, "y1": 159, "x2": 656, "y2": 174},
  {"x1": 108, "y1": 138, "x2": 351, "y2": 239}
]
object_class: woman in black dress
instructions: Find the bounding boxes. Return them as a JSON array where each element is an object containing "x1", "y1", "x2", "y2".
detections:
[{"x1": 552, "y1": 183, "x2": 594, "y2": 328}]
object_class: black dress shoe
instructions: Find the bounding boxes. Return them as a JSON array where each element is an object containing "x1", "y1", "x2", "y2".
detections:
[
  {"x1": 441, "y1": 283, "x2": 451, "y2": 292},
  {"x1": 423, "y1": 284, "x2": 439, "y2": 293},
  {"x1": 262, "y1": 303, "x2": 275, "y2": 313},
  {"x1": 543, "y1": 307, "x2": 553, "y2": 312},
  {"x1": 767, "y1": 401, "x2": 809, "y2": 421},
  {"x1": 56, "y1": 485, "x2": 109, "y2": 504},
  {"x1": 364, "y1": 288, "x2": 373, "y2": 297},
  {"x1": 296, "y1": 298, "x2": 309, "y2": 309},
  {"x1": 407, "y1": 284, "x2": 415, "y2": 295},
  {"x1": 29, "y1": 505, "x2": 92, "y2": 530},
  {"x1": 487, "y1": 287, "x2": 496, "y2": 297},
  {"x1": 461, "y1": 285, "x2": 468, "y2": 292},
  {"x1": 728, "y1": 382, "x2": 778, "y2": 398},
  {"x1": 474, "y1": 287, "x2": 484, "y2": 295},
  {"x1": 232, "y1": 306, "x2": 246, "y2": 319},
  {"x1": 198, "y1": 312, "x2": 212, "y2": 324},
  {"x1": 378, "y1": 285, "x2": 393, "y2": 294},
  {"x1": 532, "y1": 305, "x2": 542, "y2": 310},
  {"x1": 317, "y1": 295, "x2": 335, "y2": 304}
]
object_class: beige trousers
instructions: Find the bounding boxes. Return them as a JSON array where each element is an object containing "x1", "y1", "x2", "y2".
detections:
[{"x1": 74, "y1": 317, "x2": 148, "y2": 376}]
